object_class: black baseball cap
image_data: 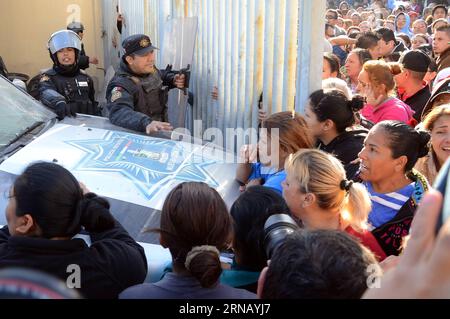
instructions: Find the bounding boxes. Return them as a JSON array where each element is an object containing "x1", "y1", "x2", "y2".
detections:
[
  {"x1": 422, "y1": 76, "x2": 450, "y2": 119},
  {"x1": 399, "y1": 50, "x2": 431, "y2": 73},
  {"x1": 122, "y1": 34, "x2": 158, "y2": 57}
]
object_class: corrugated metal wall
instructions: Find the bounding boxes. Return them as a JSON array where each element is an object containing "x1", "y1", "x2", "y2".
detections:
[
  {"x1": 119, "y1": 0, "x2": 146, "y2": 37},
  {"x1": 170, "y1": 0, "x2": 302, "y2": 137},
  {"x1": 101, "y1": 0, "x2": 324, "y2": 148}
]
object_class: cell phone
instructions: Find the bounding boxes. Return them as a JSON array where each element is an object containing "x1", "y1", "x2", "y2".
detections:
[{"x1": 433, "y1": 158, "x2": 450, "y2": 234}]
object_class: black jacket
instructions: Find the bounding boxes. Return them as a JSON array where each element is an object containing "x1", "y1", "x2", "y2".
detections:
[
  {"x1": 0, "y1": 221, "x2": 147, "y2": 299},
  {"x1": 78, "y1": 43, "x2": 90, "y2": 70},
  {"x1": 39, "y1": 66, "x2": 99, "y2": 116},
  {"x1": 106, "y1": 61, "x2": 177, "y2": 132},
  {"x1": 317, "y1": 129, "x2": 368, "y2": 180},
  {"x1": 402, "y1": 86, "x2": 431, "y2": 122}
]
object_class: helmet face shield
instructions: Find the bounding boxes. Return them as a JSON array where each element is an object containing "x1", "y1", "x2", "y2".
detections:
[{"x1": 48, "y1": 30, "x2": 82, "y2": 54}]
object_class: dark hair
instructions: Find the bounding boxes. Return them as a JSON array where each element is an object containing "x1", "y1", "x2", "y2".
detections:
[
  {"x1": 349, "y1": 48, "x2": 372, "y2": 66},
  {"x1": 309, "y1": 89, "x2": 365, "y2": 133},
  {"x1": 396, "y1": 34, "x2": 411, "y2": 49},
  {"x1": 324, "y1": 52, "x2": 341, "y2": 78},
  {"x1": 158, "y1": 182, "x2": 231, "y2": 288},
  {"x1": 327, "y1": 9, "x2": 339, "y2": 19},
  {"x1": 348, "y1": 31, "x2": 360, "y2": 39},
  {"x1": 376, "y1": 27, "x2": 396, "y2": 43},
  {"x1": 13, "y1": 162, "x2": 115, "y2": 238},
  {"x1": 356, "y1": 31, "x2": 381, "y2": 50},
  {"x1": 325, "y1": 23, "x2": 335, "y2": 35},
  {"x1": 432, "y1": 4, "x2": 448, "y2": 17},
  {"x1": 230, "y1": 186, "x2": 290, "y2": 271},
  {"x1": 339, "y1": 1, "x2": 349, "y2": 11},
  {"x1": 428, "y1": 58, "x2": 438, "y2": 72},
  {"x1": 432, "y1": 18, "x2": 449, "y2": 31},
  {"x1": 261, "y1": 229, "x2": 378, "y2": 299},
  {"x1": 375, "y1": 121, "x2": 431, "y2": 172},
  {"x1": 417, "y1": 43, "x2": 434, "y2": 60}
]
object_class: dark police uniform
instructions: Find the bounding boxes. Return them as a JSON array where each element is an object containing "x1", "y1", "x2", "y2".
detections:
[
  {"x1": 39, "y1": 29, "x2": 99, "y2": 120},
  {"x1": 78, "y1": 43, "x2": 90, "y2": 70},
  {"x1": 39, "y1": 68, "x2": 98, "y2": 118},
  {"x1": 106, "y1": 34, "x2": 178, "y2": 133},
  {"x1": 67, "y1": 22, "x2": 90, "y2": 70}
]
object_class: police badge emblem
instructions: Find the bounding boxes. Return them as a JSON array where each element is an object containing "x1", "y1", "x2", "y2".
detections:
[
  {"x1": 110, "y1": 87, "x2": 123, "y2": 103},
  {"x1": 140, "y1": 38, "x2": 150, "y2": 48},
  {"x1": 40, "y1": 75, "x2": 50, "y2": 83}
]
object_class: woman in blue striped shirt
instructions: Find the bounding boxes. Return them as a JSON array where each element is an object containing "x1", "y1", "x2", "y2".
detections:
[{"x1": 357, "y1": 121, "x2": 430, "y2": 256}]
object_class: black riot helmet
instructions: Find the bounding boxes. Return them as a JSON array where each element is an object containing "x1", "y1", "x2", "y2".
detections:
[
  {"x1": 47, "y1": 30, "x2": 82, "y2": 69},
  {"x1": 67, "y1": 22, "x2": 85, "y2": 35}
]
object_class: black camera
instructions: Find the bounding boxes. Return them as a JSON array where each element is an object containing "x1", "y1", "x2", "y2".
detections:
[{"x1": 263, "y1": 214, "x2": 299, "y2": 259}]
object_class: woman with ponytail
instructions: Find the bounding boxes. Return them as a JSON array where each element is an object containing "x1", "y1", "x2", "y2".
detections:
[
  {"x1": 305, "y1": 89, "x2": 368, "y2": 179},
  {"x1": 120, "y1": 182, "x2": 256, "y2": 299},
  {"x1": 283, "y1": 149, "x2": 386, "y2": 261},
  {"x1": 358, "y1": 60, "x2": 414, "y2": 125},
  {"x1": 357, "y1": 121, "x2": 430, "y2": 257},
  {"x1": 0, "y1": 162, "x2": 147, "y2": 299}
]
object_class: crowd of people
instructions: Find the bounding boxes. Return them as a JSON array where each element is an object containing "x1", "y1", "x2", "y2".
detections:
[{"x1": 3, "y1": 0, "x2": 450, "y2": 299}]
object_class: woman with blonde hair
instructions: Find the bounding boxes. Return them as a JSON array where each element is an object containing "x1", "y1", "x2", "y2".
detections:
[
  {"x1": 283, "y1": 149, "x2": 386, "y2": 261},
  {"x1": 358, "y1": 60, "x2": 414, "y2": 124},
  {"x1": 415, "y1": 104, "x2": 450, "y2": 185}
]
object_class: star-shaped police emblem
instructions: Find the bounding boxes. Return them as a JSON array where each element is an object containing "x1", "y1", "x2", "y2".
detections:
[{"x1": 66, "y1": 131, "x2": 219, "y2": 200}]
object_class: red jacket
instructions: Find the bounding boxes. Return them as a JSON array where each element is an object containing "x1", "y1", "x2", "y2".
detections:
[{"x1": 346, "y1": 226, "x2": 387, "y2": 262}]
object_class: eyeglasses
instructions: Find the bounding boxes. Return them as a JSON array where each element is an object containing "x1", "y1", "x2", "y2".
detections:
[{"x1": 326, "y1": 15, "x2": 338, "y2": 20}]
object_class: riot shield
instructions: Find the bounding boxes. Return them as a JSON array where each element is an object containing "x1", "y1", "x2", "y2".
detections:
[{"x1": 160, "y1": 18, "x2": 198, "y2": 131}]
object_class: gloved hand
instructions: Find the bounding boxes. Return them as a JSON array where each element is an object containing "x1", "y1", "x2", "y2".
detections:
[{"x1": 55, "y1": 101, "x2": 76, "y2": 120}]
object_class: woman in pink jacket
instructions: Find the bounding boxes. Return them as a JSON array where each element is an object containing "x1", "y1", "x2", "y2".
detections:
[{"x1": 358, "y1": 60, "x2": 414, "y2": 125}]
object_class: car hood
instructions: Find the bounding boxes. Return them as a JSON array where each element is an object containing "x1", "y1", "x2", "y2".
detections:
[{"x1": 0, "y1": 122, "x2": 240, "y2": 244}]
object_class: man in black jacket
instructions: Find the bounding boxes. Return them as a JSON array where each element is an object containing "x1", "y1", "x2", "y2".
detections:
[
  {"x1": 376, "y1": 27, "x2": 407, "y2": 62},
  {"x1": 394, "y1": 50, "x2": 431, "y2": 123},
  {"x1": 106, "y1": 34, "x2": 186, "y2": 134}
]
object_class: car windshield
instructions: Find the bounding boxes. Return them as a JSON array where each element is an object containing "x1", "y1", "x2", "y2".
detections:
[{"x1": 0, "y1": 76, "x2": 55, "y2": 151}]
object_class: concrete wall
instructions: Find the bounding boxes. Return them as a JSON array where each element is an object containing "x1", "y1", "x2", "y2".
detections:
[{"x1": 0, "y1": 0, "x2": 104, "y2": 90}]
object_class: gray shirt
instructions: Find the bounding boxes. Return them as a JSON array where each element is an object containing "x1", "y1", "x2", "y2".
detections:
[{"x1": 119, "y1": 272, "x2": 258, "y2": 299}]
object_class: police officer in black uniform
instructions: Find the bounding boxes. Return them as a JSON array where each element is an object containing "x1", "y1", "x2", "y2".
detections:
[
  {"x1": 39, "y1": 30, "x2": 99, "y2": 120},
  {"x1": 106, "y1": 34, "x2": 185, "y2": 134},
  {"x1": 67, "y1": 22, "x2": 99, "y2": 70}
]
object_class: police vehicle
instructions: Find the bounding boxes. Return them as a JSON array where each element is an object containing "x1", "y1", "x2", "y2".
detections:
[{"x1": 0, "y1": 75, "x2": 240, "y2": 281}]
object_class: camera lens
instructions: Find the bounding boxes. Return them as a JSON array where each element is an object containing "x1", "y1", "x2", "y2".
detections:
[{"x1": 263, "y1": 214, "x2": 299, "y2": 259}]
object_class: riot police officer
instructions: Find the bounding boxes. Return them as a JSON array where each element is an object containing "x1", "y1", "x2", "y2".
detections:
[
  {"x1": 39, "y1": 30, "x2": 99, "y2": 120},
  {"x1": 106, "y1": 34, "x2": 185, "y2": 134},
  {"x1": 67, "y1": 22, "x2": 99, "y2": 70}
]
